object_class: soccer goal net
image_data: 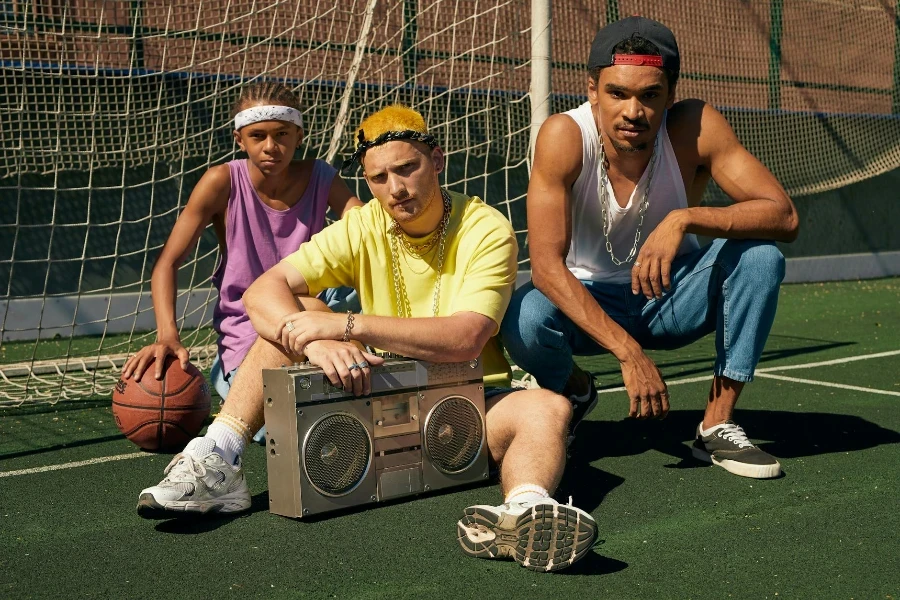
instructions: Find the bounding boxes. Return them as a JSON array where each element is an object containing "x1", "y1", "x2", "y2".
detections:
[{"x1": 2, "y1": 0, "x2": 899, "y2": 405}]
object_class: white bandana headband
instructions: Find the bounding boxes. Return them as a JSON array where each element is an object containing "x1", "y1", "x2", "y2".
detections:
[{"x1": 234, "y1": 105, "x2": 303, "y2": 131}]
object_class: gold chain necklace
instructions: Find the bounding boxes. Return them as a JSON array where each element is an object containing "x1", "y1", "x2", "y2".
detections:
[{"x1": 388, "y1": 189, "x2": 452, "y2": 318}]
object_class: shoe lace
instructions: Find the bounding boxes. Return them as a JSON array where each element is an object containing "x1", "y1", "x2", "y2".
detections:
[
  {"x1": 719, "y1": 423, "x2": 754, "y2": 449},
  {"x1": 163, "y1": 452, "x2": 208, "y2": 482},
  {"x1": 511, "y1": 371, "x2": 541, "y2": 390}
]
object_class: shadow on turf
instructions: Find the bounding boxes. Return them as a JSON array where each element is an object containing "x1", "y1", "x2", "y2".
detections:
[
  {"x1": 557, "y1": 551, "x2": 628, "y2": 576},
  {"x1": 1, "y1": 434, "x2": 128, "y2": 460},
  {"x1": 152, "y1": 491, "x2": 271, "y2": 534},
  {"x1": 561, "y1": 409, "x2": 900, "y2": 511},
  {"x1": 588, "y1": 339, "x2": 855, "y2": 380}
]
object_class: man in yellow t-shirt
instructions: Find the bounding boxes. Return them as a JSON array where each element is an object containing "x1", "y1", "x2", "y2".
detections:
[{"x1": 250, "y1": 105, "x2": 597, "y2": 572}]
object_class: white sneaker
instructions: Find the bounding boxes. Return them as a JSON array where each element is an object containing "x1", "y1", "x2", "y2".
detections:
[
  {"x1": 456, "y1": 498, "x2": 597, "y2": 572},
  {"x1": 137, "y1": 437, "x2": 251, "y2": 518}
]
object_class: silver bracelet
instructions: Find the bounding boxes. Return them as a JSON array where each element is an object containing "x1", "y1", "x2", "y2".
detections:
[{"x1": 341, "y1": 311, "x2": 355, "y2": 342}]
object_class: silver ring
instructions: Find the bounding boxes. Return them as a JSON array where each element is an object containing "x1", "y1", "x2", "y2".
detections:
[
  {"x1": 348, "y1": 363, "x2": 360, "y2": 371},
  {"x1": 357, "y1": 361, "x2": 369, "y2": 369},
  {"x1": 285, "y1": 321, "x2": 295, "y2": 332},
  {"x1": 633, "y1": 261, "x2": 642, "y2": 268}
]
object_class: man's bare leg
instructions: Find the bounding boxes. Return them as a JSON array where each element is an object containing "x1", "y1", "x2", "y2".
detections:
[
  {"x1": 456, "y1": 389, "x2": 598, "y2": 572},
  {"x1": 216, "y1": 336, "x2": 295, "y2": 435},
  {"x1": 137, "y1": 297, "x2": 330, "y2": 518},
  {"x1": 702, "y1": 376, "x2": 743, "y2": 429},
  {"x1": 483, "y1": 389, "x2": 570, "y2": 495},
  {"x1": 206, "y1": 296, "x2": 330, "y2": 461},
  {"x1": 693, "y1": 375, "x2": 781, "y2": 478}
]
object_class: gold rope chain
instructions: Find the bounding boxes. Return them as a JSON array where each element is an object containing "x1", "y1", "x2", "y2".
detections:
[
  {"x1": 392, "y1": 215, "x2": 444, "y2": 256},
  {"x1": 388, "y1": 189, "x2": 452, "y2": 318}
]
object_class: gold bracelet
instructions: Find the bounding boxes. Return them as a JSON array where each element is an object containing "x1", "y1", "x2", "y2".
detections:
[{"x1": 341, "y1": 311, "x2": 355, "y2": 342}]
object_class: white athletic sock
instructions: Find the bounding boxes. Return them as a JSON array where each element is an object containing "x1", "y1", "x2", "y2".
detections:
[
  {"x1": 699, "y1": 421, "x2": 726, "y2": 437},
  {"x1": 504, "y1": 484, "x2": 553, "y2": 505},
  {"x1": 205, "y1": 421, "x2": 247, "y2": 466}
]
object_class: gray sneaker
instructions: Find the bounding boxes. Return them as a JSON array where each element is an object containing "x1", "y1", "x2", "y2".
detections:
[
  {"x1": 137, "y1": 437, "x2": 251, "y2": 518},
  {"x1": 456, "y1": 499, "x2": 597, "y2": 572},
  {"x1": 692, "y1": 420, "x2": 782, "y2": 479}
]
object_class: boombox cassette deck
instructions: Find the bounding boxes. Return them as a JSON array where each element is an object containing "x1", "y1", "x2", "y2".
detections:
[{"x1": 263, "y1": 356, "x2": 489, "y2": 518}]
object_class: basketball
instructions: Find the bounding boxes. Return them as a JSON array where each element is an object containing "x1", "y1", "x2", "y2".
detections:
[{"x1": 112, "y1": 356, "x2": 212, "y2": 452}]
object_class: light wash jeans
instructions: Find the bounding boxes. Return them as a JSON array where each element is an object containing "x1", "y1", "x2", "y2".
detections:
[
  {"x1": 500, "y1": 239, "x2": 785, "y2": 393},
  {"x1": 209, "y1": 286, "x2": 361, "y2": 443}
]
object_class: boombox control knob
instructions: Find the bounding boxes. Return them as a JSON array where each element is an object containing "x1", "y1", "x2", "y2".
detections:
[
  {"x1": 298, "y1": 377, "x2": 311, "y2": 389},
  {"x1": 469, "y1": 359, "x2": 479, "y2": 369}
]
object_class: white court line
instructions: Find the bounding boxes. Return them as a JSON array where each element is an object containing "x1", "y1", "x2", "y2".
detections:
[
  {"x1": 595, "y1": 349, "x2": 900, "y2": 395},
  {"x1": 757, "y1": 349, "x2": 900, "y2": 373},
  {"x1": 4, "y1": 350, "x2": 899, "y2": 479},
  {"x1": 755, "y1": 373, "x2": 900, "y2": 396},
  {"x1": 0, "y1": 451, "x2": 151, "y2": 478},
  {"x1": 597, "y1": 374, "x2": 712, "y2": 395}
]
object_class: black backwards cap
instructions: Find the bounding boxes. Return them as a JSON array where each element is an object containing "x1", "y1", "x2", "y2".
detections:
[{"x1": 587, "y1": 16, "x2": 680, "y2": 77}]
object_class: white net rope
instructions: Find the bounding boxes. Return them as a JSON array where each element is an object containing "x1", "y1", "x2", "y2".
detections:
[
  {"x1": 0, "y1": 0, "x2": 532, "y2": 405},
  {"x1": 2, "y1": 0, "x2": 899, "y2": 405}
]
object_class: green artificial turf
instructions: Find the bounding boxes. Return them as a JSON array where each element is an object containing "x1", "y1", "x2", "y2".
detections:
[{"x1": 1, "y1": 279, "x2": 898, "y2": 599}]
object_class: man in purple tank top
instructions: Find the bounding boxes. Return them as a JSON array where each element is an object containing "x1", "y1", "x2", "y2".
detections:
[
  {"x1": 123, "y1": 83, "x2": 362, "y2": 514},
  {"x1": 501, "y1": 17, "x2": 800, "y2": 480}
]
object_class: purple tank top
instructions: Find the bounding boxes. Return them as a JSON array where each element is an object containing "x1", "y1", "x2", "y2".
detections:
[{"x1": 212, "y1": 159, "x2": 336, "y2": 373}]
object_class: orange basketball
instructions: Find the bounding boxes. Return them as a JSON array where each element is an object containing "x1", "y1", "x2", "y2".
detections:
[{"x1": 112, "y1": 356, "x2": 212, "y2": 452}]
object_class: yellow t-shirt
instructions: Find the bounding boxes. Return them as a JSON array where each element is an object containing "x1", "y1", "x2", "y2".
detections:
[{"x1": 282, "y1": 191, "x2": 518, "y2": 387}]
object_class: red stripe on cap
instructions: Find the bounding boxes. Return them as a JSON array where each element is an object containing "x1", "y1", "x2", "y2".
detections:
[{"x1": 612, "y1": 54, "x2": 663, "y2": 67}]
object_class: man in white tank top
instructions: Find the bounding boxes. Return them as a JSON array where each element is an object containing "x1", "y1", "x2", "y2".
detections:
[{"x1": 501, "y1": 17, "x2": 799, "y2": 480}]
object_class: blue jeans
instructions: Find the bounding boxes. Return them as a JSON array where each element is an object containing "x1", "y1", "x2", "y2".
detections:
[
  {"x1": 500, "y1": 239, "x2": 785, "y2": 393},
  {"x1": 209, "y1": 286, "x2": 361, "y2": 443}
]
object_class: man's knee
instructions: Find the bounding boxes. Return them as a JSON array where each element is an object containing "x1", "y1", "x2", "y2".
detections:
[
  {"x1": 722, "y1": 240, "x2": 785, "y2": 287},
  {"x1": 500, "y1": 282, "x2": 564, "y2": 350},
  {"x1": 244, "y1": 335, "x2": 293, "y2": 368},
  {"x1": 519, "y1": 389, "x2": 573, "y2": 434}
]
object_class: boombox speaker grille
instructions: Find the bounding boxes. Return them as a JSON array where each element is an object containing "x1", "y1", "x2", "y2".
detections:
[
  {"x1": 303, "y1": 413, "x2": 371, "y2": 497},
  {"x1": 424, "y1": 395, "x2": 484, "y2": 474}
]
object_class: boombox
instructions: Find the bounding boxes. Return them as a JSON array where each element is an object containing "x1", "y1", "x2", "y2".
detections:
[{"x1": 262, "y1": 355, "x2": 489, "y2": 518}]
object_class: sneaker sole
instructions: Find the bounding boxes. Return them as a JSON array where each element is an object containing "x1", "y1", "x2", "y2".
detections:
[
  {"x1": 137, "y1": 491, "x2": 251, "y2": 519},
  {"x1": 456, "y1": 503, "x2": 597, "y2": 572},
  {"x1": 691, "y1": 447, "x2": 782, "y2": 479}
]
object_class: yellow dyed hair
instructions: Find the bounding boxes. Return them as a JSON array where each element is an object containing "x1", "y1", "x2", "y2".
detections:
[{"x1": 356, "y1": 104, "x2": 428, "y2": 142}]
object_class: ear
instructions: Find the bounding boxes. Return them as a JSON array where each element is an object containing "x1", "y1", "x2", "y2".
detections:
[
  {"x1": 587, "y1": 73, "x2": 600, "y2": 104},
  {"x1": 431, "y1": 147, "x2": 445, "y2": 175},
  {"x1": 296, "y1": 126, "x2": 304, "y2": 149},
  {"x1": 233, "y1": 129, "x2": 246, "y2": 152}
]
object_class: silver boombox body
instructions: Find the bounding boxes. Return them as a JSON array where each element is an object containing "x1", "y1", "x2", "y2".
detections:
[{"x1": 262, "y1": 356, "x2": 489, "y2": 518}]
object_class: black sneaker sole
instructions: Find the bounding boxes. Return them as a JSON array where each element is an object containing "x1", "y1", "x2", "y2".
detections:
[{"x1": 456, "y1": 503, "x2": 597, "y2": 572}]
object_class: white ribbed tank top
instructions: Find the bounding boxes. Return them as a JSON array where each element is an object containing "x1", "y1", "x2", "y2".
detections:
[{"x1": 563, "y1": 101, "x2": 699, "y2": 283}]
